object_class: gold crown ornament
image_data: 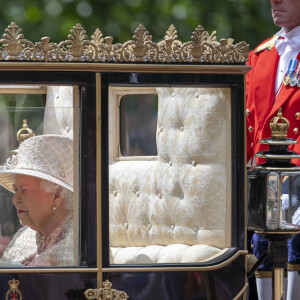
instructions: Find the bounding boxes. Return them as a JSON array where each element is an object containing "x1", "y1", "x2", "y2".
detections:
[
  {"x1": 270, "y1": 108, "x2": 290, "y2": 140},
  {"x1": 84, "y1": 280, "x2": 128, "y2": 300},
  {"x1": 16, "y1": 119, "x2": 35, "y2": 144},
  {"x1": 5, "y1": 279, "x2": 22, "y2": 300},
  {"x1": 9, "y1": 119, "x2": 35, "y2": 156}
]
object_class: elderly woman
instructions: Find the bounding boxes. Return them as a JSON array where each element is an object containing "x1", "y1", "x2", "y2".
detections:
[{"x1": 0, "y1": 134, "x2": 74, "y2": 266}]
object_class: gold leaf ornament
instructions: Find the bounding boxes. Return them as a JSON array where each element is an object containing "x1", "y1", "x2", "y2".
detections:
[
  {"x1": 0, "y1": 22, "x2": 249, "y2": 63},
  {"x1": 84, "y1": 280, "x2": 129, "y2": 300}
]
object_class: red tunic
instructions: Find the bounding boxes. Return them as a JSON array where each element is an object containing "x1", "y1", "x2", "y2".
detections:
[{"x1": 246, "y1": 37, "x2": 300, "y2": 165}]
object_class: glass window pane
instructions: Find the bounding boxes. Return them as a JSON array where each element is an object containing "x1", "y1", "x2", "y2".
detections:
[
  {"x1": 267, "y1": 173, "x2": 280, "y2": 230},
  {"x1": 0, "y1": 86, "x2": 80, "y2": 267},
  {"x1": 281, "y1": 174, "x2": 300, "y2": 230},
  {"x1": 120, "y1": 94, "x2": 158, "y2": 156},
  {"x1": 109, "y1": 86, "x2": 232, "y2": 265}
]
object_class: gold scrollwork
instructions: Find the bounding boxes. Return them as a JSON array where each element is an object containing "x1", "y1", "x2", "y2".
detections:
[
  {"x1": 84, "y1": 280, "x2": 129, "y2": 300},
  {"x1": 0, "y1": 22, "x2": 249, "y2": 63},
  {"x1": 270, "y1": 107, "x2": 290, "y2": 140}
]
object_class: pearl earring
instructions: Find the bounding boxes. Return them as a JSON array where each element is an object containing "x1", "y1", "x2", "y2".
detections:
[{"x1": 52, "y1": 205, "x2": 57, "y2": 211}]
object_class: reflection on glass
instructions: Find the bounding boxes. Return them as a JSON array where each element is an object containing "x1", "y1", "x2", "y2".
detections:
[
  {"x1": 281, "y1": 174, "x2": 300, "y2": 230},
  {"x1": 267, "y1": 173, "x2": 300, "y2": 230},
  {"x1": 267, "y1": 173, "x2": 280, "y2": 230},
  {"x1": 0, "y1": 86, "x2": 79, "y2": 267},
  {"x1": 0, "y1": 94, "x2": 46, "y2": 164},
  {"x1": 109, "y1": 87, "x2": 232, "y2": 264},
  {"x1": 120, "y1": 94, "x2": 158, "y2": 156}
]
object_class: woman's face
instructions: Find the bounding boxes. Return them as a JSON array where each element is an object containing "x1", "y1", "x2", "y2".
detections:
[{"x1": 12, "y1": 175, "x2": 55, "y2": 232}]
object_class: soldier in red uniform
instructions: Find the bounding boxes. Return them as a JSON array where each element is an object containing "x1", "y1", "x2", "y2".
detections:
[{"x1": 246, "y1": 0, "x2": 300, "y2": 299}]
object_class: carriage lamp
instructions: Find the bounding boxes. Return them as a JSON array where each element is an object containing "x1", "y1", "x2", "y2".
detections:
[{"x1": 247, "y1": 108, "x2": 300, "y2": 300}]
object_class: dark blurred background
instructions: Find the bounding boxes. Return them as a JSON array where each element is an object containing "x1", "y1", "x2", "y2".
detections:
[{"x1": 0, "y1": 0, "x2": 277, "y2": 50}]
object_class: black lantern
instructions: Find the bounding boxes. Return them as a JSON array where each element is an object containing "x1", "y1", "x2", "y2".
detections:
[{"x1": 248, "y1": 108, "x2": 300, "y2": 299}]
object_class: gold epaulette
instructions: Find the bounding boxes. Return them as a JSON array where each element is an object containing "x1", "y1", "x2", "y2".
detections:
[{"x1": 254, "y1": 35, "x2": 279, "y2": 54}]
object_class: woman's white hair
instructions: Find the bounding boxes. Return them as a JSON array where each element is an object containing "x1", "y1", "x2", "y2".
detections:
[{"x1": 40, "y1": 179, "x2": 73, "y2": 211}]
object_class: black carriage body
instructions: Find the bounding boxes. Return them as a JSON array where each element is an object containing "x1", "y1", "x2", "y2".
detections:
[{"x1": 0, "y1": 66, "x2": 249, "y2": 300}]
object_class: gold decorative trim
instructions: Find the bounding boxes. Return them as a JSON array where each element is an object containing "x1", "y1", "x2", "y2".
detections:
[
  {"x1": 287, "y1": 263, "x2": 300, "y2": 271},
  {"x1": 0, "y1": 62, "x2": 251, "y2": 74},
  {"x1": 0, "y1": 86, "x2": 47, "y2": 94},
  {"x1": 5, "y1": 279, "x2": 22, "y2": 300},
  {"x1": 255, "y1": 270, "x2": 272, "y2": 278},
  {"x1": 0, "y1": 22, "x2": 249, "y2": 64},
  {"x1": 84, "y1": 280, "x2": 129, "y2": 300},
  {"x1": 270, "y1": 108, "x2": 290, "y2": 140},
  {"x1": 255, "y1": 231, "x2": 299, "y2": 235},
  {"x1": 233, "y1": 283, "x2": 248, "y2": 300},
  {"x1": 0, "y1": 268, "x2": 99, "y2": 273},
  {"x1": 96, "y1": 73, "x2": 103, "y2": 288},
  {"x1": 255, "y1": 270, "x2": 288, "y2": 278},
  {"x1": 17, "y1": 119, "x2": 35, "y2": 144}
]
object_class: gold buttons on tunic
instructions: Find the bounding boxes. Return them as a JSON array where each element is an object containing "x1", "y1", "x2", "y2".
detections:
[
  {"x1": 248, "y1": 126, "x2": 254, "y2": 132},
  {"x1": 296, "y1": 112, "x2": 300, "y2": 120},
  {"x1": 246, "y1": 109, "x2": 250, "y2": 116},
  {"x1": 294, "y1": 127, "x2": 299, "y2": 135}
]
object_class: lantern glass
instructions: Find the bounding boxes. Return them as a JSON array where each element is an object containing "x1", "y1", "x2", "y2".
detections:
[
  {"x1": 267, "y1": 172, "x2": 281, "y2": 230},
  {"x1": 267, "y1": 172, "x2": 300, "y2": 230},
  {"x1": 280, "y1": 173, "x2": 300, "y2": 230}
]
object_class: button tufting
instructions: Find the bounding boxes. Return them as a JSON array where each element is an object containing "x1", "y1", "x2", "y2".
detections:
[
  {"x1": 193, "y1": 226, "x2": 198, "y2": 232},
  {"x1": 296, "y1": 112, "x2": 300, "y2": 120},
  {"x1": 248, "y1": 126, "x2": 254, "y2": 132},
  {"x1": 66, "y1": 126, "x2": 70, "y2": 133},
  {"x1": 160, "y1": 127, "x2": 163, "y2": 133},
  {"x1": 180, "y1": 193, "x2": 184, "y2": 199},
  {"x1": 246, "y1": 109, "x2": 250, "y2": 116},
  {"x1": 136, "y1": 191, "x2": 140, "y2": 197},
  {"x1": 170, "y1": 225, "x2": 175, "y2": 230},
  {"x1": 147, "y1": 224, "x2": 152, "y2": 230},
  {"x1": 251, "y1": 143, "x2": 253, "y2": 148},
  {"x1": 180, "y1": 127, "x2": 184, "y2": 132},
  {"x1": 56, "y1": 94, "x2": 59, "y2": 99},
  {"x1": 171, "y1": 92, "x2": 175, "y2": 98},
  {"x1": 195, "y1": 93, "x2": 199, "y2": 98},
  {"x1": 169, "y1": 161, "x2": 172, "y2": 166},
  {"x1": 192, "y1": 161, "x2": 196, "y2": 166},
  {"x1": 113, "y1": 191, "x2": 117, "y2": 196},
  {"x1": 294, "y1": 127, "x2": 299, "y2": 135},
  {"x1": 125, "y1": 223, "x2": 129, "y2": 229},
  {"x1": 158, "y1": 193, "x2": 162, "y2": 199}
]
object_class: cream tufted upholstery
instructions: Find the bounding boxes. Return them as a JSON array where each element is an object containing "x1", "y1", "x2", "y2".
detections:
[{"x1": 109, "y1": 87, "x2": 232, "y2": 264}]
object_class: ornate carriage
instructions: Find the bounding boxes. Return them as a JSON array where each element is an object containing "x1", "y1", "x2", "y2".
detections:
[{"x1": 0, "y1": 22, "x2": 249, "y2": 299}]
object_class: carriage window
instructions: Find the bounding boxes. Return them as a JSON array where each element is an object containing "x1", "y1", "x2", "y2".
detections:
[
  {"x1": 109, "y1": 86, "x2": 232, "y2": 265},
  {"x1": 120, "y1": 94, "x2": 158, "y2": 156},
  {"x1": 0, "y1": 85, "x2": 80, "y2": 267}
]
